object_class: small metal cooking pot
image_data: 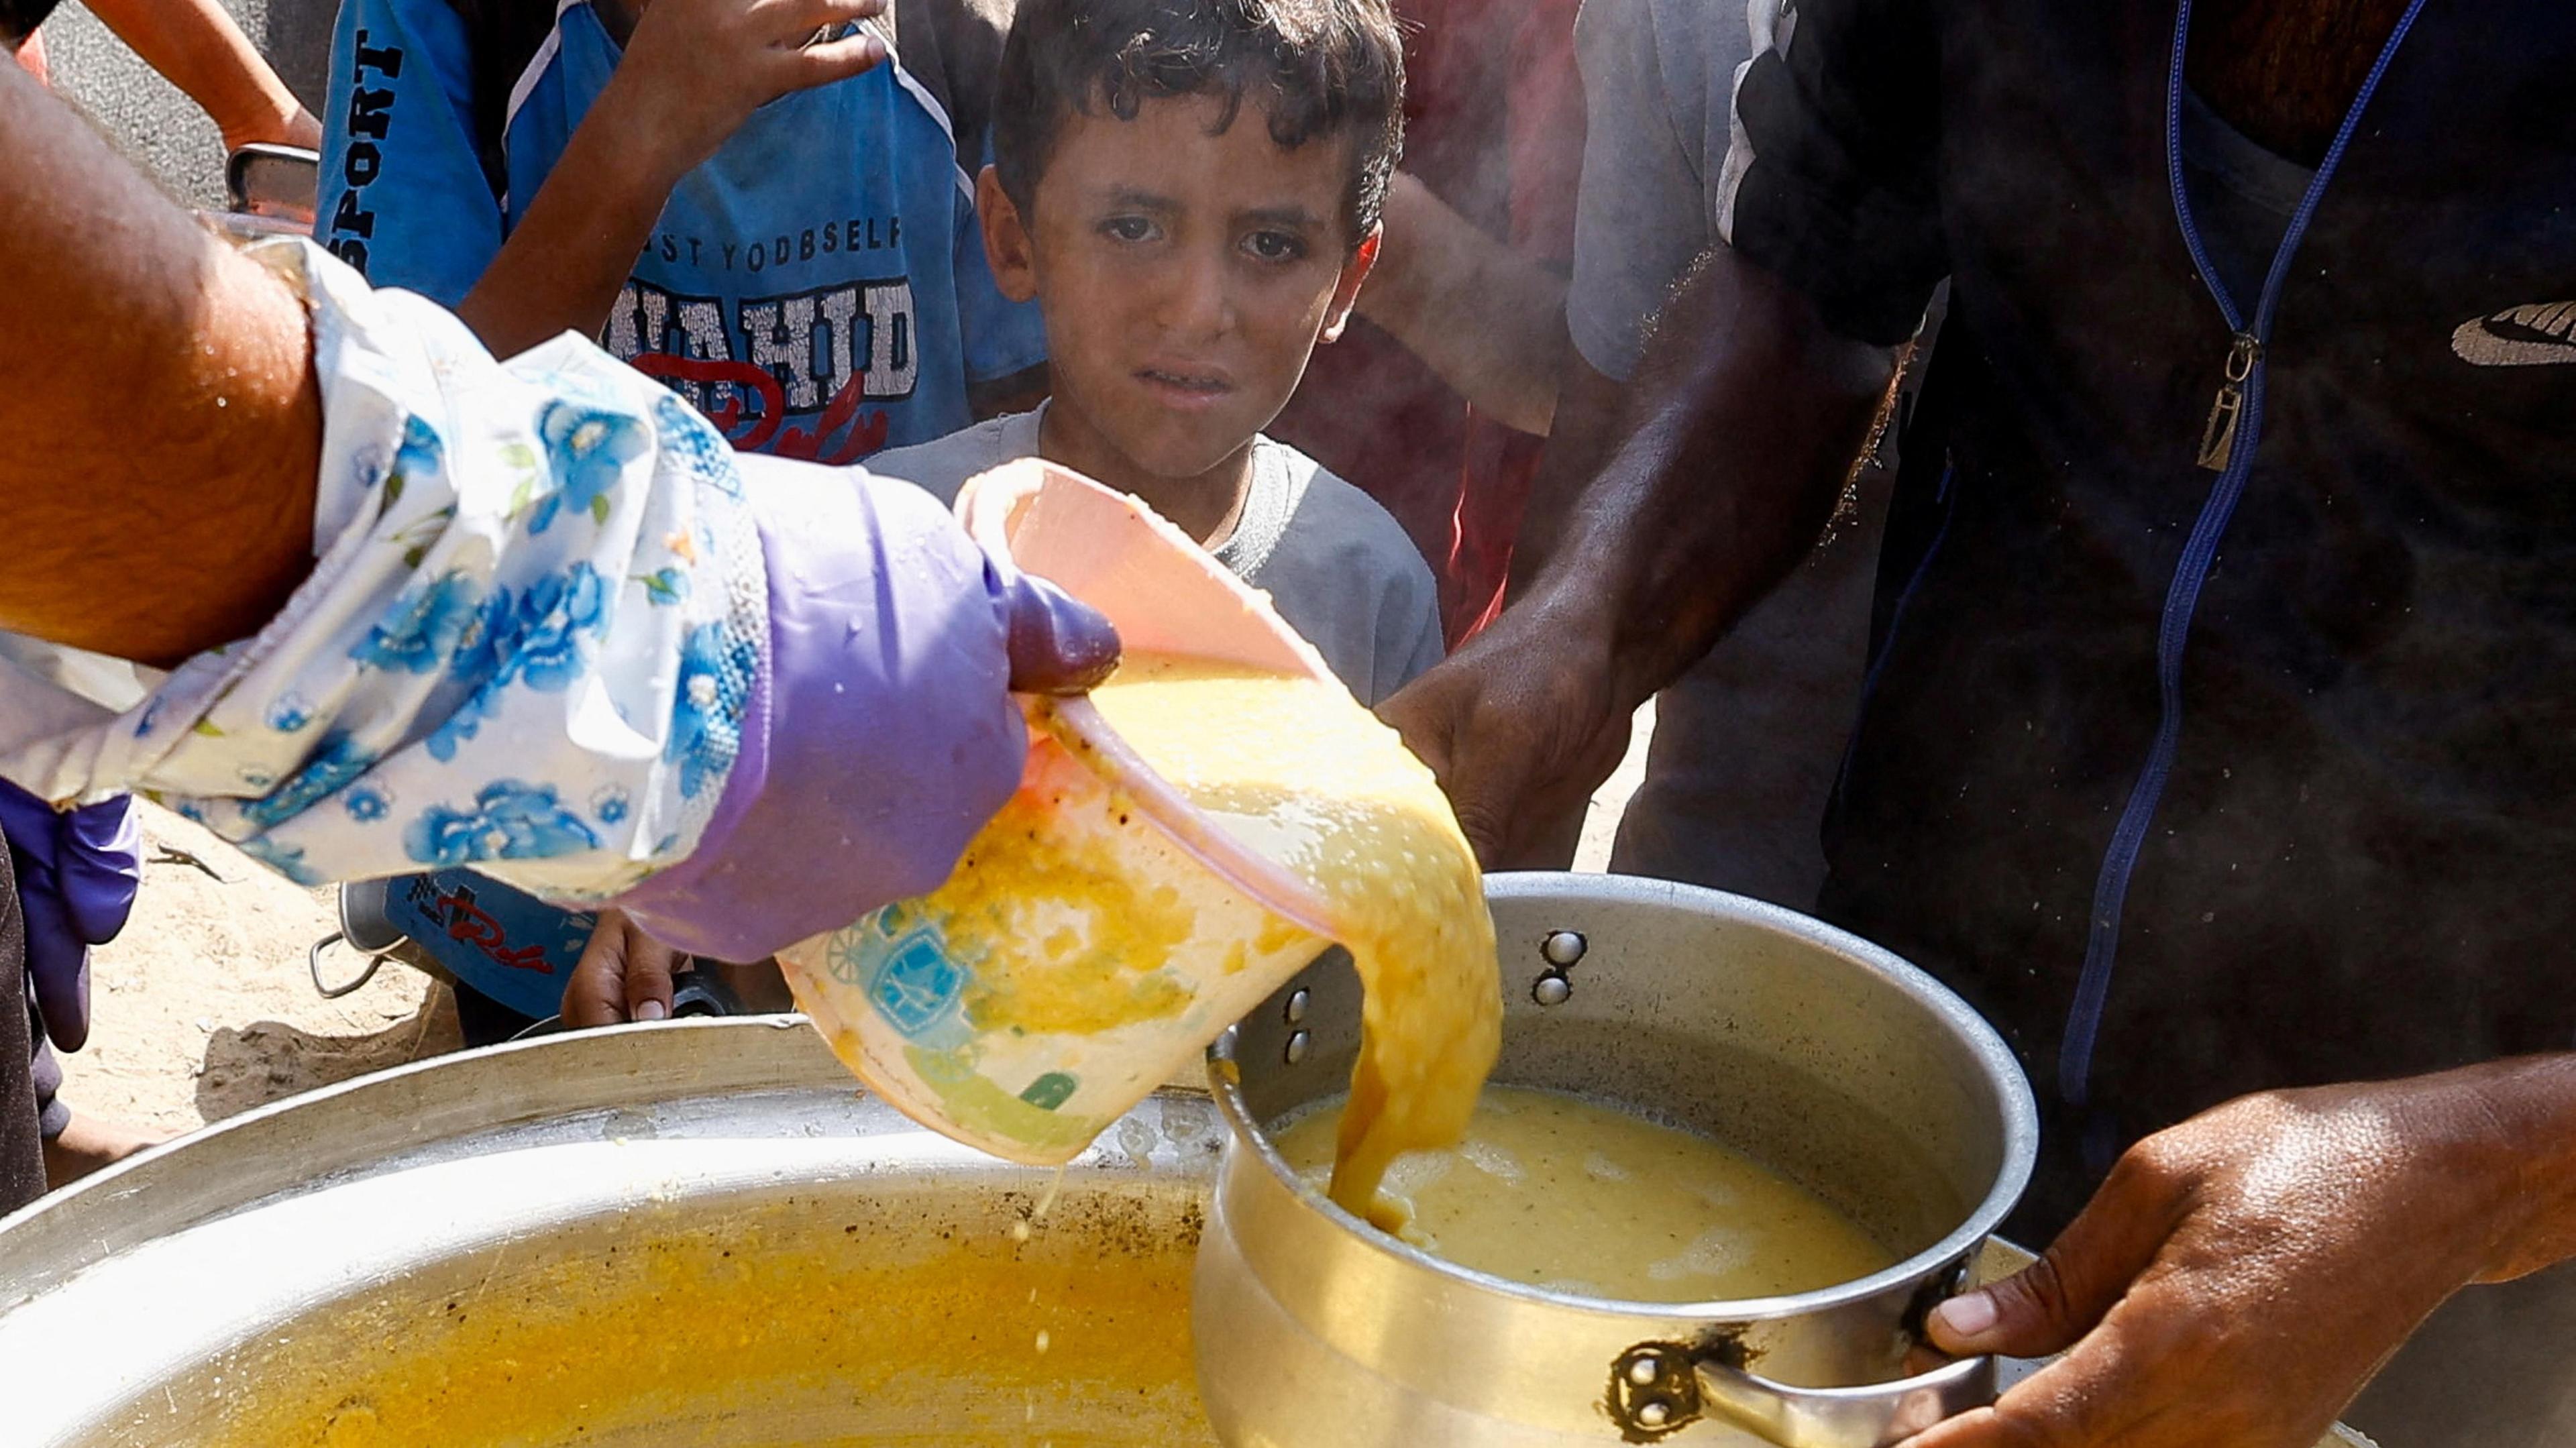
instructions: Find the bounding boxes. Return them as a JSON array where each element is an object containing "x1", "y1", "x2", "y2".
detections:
[{"x1": 1195, "y1": 873, "x2": 2039, "y2": 1447}]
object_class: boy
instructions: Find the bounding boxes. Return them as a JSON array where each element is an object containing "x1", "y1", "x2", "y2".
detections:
[
  {"x1": 869, "y1": 0, "x2": 1441, "y2": 708},
  {"x1": 566, "y1": 0, "x2": 1440, "y2": 1025},
  {"x1": 318, "y1": 0, "x2": 1044, "y2": 462}
]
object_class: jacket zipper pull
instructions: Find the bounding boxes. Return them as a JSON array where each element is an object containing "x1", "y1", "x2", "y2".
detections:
[{"x1": 2196, "y1": 331, "x2": 2263, "y2": 471}]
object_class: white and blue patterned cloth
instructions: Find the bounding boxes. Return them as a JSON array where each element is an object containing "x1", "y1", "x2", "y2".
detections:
[{"x1": 0, "y1": 239, "x2": 769, "y2": 905}]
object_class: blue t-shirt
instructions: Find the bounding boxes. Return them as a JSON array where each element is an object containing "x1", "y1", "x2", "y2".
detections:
[{"x1": 317, "y1": 0, "x2": 1044, "y2": 463}]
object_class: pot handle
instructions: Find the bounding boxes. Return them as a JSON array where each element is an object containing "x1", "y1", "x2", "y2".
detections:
[{"x1": 1696, "y1": 1353, "x2": 1994, "y2": 1448}]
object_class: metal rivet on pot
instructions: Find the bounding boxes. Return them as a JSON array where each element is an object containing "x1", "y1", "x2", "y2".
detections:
[
  {"x1": 1627, "y1": 1355, "x2": 1661, "y2": 1386},
  {"x1": 1637, "y1": 1401, "x2": 1670, "y2": 1428},
  {"x1": 1284, "y1": 1030, "x2": 1311, "y2": 1065},
  {"x1": 1541, "y1": 930, "x2": 1587, "y2": 967},
  {"x1": 1283, "y1": 988, "x2": 1310, "y2": 1025},
  {"x1": 1533, "y1": 974, "x2": 1572, "y2": 1007}
]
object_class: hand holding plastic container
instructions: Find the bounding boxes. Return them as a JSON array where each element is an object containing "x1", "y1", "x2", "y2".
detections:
[{"x1": 776, "y1": 460, "x2": 1348, "y2": 1164}]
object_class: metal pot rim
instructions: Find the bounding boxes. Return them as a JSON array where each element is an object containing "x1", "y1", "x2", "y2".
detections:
[{"x1": 1206, "y1": 871, "x2": 2041, "y2": 1323}]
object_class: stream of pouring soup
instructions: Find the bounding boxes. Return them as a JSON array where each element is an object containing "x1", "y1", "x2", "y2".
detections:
[
  {"x1": 1271, "y1": 1085, "x2": 1896, "y2": 1300},
  {"x1": 1083, "y1": 654, "x2": 1501, "y2": 1216}
]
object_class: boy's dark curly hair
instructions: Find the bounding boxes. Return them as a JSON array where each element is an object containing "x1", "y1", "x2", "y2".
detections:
[{"x1": 992, "y1": 0, "x2": 1405, "y2": 253}]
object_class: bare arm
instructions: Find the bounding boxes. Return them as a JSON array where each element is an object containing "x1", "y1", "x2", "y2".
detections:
[
  {"x1": 1423, "y1": 346, "x2": 1623, "y2": 871},
  {"x1": 0, "y1": 62, "x2": 319, "y2": 667},
  {"x1": 0, "y1": 55, "x2": 1111, "y2": 954},
  {"x1": 2482, "y1": 1056, "x2": 2576, "y2": 1277},
  {"x1": 84, "y1": 0, "x2": 319, "y2": 150},
  {"x1": 453, "y1": 0, "x2": 885, "y2": 358},
  {"x1": 1380, "y1": 244, "x2": 1892, "y2": 862},
  {"x1": 1542, "y1": 246, "x2": 1892, "y2": 700},
  {"x1": 1353, "y1": 171, "x2": 1568, "y2": 437}
]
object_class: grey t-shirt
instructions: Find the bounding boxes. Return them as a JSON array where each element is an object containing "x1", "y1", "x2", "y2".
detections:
[{"x1": 865, "y1": 406, "x2": 1446, "y2": 706}]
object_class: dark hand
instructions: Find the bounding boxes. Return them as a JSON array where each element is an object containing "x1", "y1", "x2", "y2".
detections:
[
  {"x1": 561, "y1": 908, "x2": 683, "y2": 1026},
  {"x1": 1379, "y1": 594, "x2": 1631, "y2": 868},
  {"x1": 1902, "y1": 1074, "x2": 2530, "y2": 1448}
]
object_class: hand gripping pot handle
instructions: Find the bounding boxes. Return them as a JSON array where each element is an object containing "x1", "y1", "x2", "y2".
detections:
[{"x1": 1611, "y1": 1341, "x2": 1995, "y2": 1447}]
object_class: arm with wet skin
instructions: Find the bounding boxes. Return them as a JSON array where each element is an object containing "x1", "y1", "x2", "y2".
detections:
[
  {"x1": 1380, "y1": 0, "x2": 1935, "y2": 866},
  {"x1": 1379, "y1": 241, "x2": 1893, "y2": 865},
  {"x1": 0, "y1": 62, "x2": 1113, "y2": 960}
]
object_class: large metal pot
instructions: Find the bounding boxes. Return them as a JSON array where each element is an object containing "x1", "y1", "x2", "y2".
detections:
[
  {"x1": 0, "y1": 889, "x2": 2379, "y2": 1448},
  {"x1": 1196, "y1": 873, "x2": 2041, "y2": 1447},
  {"x1": 0, "y1": 1017, "x2": 1224, "y2": 1446}
]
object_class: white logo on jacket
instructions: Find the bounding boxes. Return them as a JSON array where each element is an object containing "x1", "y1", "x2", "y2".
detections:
[{"x1": 2453, "y1": 301, "x2": 2576, "y2": 367}]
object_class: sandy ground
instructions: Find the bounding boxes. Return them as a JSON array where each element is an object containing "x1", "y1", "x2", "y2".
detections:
[
  {"x1": 54, "y1": 805, "x2": 463, "y2": 1141},
  {"x1": 51, "y1": 708, "x2": 1651, "y2": 1148}
]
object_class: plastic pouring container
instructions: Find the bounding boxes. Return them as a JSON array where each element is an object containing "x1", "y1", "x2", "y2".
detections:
[{"x1": 777, "y1": 459, "x2": 1345, "y2": 1165}]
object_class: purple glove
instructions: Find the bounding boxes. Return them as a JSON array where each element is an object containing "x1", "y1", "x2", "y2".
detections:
[
  {"x1": 616, "y1": 459, "x2": 1118, "y2": 962},
  {"x1": 0, "y1": 781, "x2": 143, "y2": 1052}
]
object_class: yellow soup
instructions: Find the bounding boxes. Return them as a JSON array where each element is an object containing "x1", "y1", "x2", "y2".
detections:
[
  {"x1": 1084, "y1": 655, "x2": 1501, "y2": 1217},
  {"x1": 1271, "y1": 1085, "x2": 1896, "y2": 1302}
]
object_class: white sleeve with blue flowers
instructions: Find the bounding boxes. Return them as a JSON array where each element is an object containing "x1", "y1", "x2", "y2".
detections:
[{"x1": 0, "y1": 239, "x2": 769, "y2": 901}]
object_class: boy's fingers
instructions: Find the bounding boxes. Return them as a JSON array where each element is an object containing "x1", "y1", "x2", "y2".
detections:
[
  {"x1": 773, "y1": 0, "x2": 884, "y2": 48},
  {"x1": 562, "y1": 921, "x2": 638, "y2": 1027},
  {"x1": 789, "y1": 30, "x2": 888, "y2": 83},
  {"x1": 743, "y1": 0, "x2": 873, "y2": 27},
  {"x1": 621, "y1": 928, "x2": 682, "y2": 1022}
]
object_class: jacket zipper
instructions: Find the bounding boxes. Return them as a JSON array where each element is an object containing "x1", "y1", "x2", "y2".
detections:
[
  {"x1": 2057, "y1": 0, "x2": 2432, "y2": 1111},
  {"x1": 2195, "y1": 331, "x2": 2262, "y2": 471}
]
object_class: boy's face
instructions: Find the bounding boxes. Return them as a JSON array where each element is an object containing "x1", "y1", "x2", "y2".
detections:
[{"x1": 981, "y1": 91, "x2": 1378, "y2": 484}]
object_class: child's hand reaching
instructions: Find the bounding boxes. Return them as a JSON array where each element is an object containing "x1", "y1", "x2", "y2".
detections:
[
  {"x1": 562, "y1": 907, "x2": 684, "y2": 1026},
  {"x1": 607, "y1": 0, "x2": 890, "y2": 178}
]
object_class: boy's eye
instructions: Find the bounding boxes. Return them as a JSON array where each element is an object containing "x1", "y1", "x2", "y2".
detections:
[
  {"x1": 1100, "y1": 216, "x2": 1158, "y2": 243},
  {"x1": 1244, "y1": 230, "x2": 1308, "y2": 264}
]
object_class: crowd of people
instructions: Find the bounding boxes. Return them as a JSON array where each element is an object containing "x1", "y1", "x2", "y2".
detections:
[{"x1": 1, "y1": 1, "x2": 2571, "y2": 1445}]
